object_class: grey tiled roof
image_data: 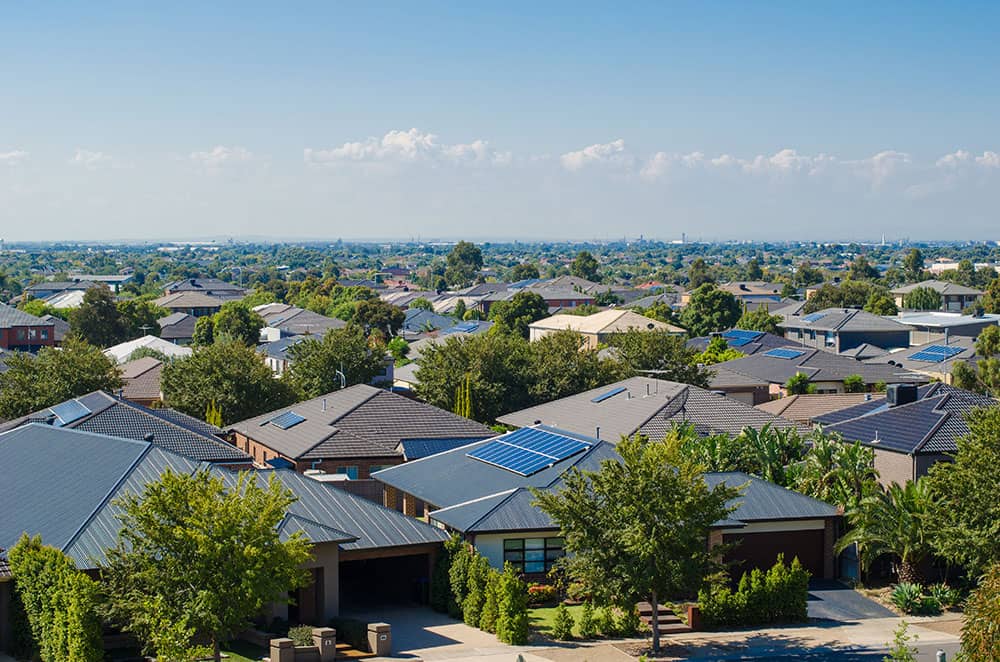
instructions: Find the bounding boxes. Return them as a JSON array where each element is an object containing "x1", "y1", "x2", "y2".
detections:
[
  {"x1": 821, "y1": 383, "x2": 996, "y2": 455},
  {"x1": 688, "y1": 331, "x2": 791, "y2": 356},
  {"x1": 229, "y1": 384, "x2": 491, "y2": 461},
  {"x1": 0, "y1": 302, "x2": 52, "y2": 329},
  {"x1": 398, "y1": 436, "x2": 493, "y2": 460},
  {"x1": 780, "y1": 308, "x2": 911, "y2": 333},
  {"x1": 256, "y1": 304, "x2": 346, "y2": 335},
  {"x1": 158, "y1": 312, "x2": 196, "y2": 340},
  {"x1": 713, "y1": 347, "x2": 927, "y2": 386},
  {"x1": 498, "y1": 377, "x2": 803, "y2": 442},
  {"x1": 0, "y1": 424, "x2": 446, "y2": 568}
]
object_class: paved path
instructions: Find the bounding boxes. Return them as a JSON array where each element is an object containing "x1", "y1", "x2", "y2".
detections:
[{"x1": 807, "y1": 579, "x2": 896, "y2": 622}]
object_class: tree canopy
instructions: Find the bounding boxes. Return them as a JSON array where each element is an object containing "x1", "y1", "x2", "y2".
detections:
[
  {"x1": 488, "y1": 291, "x2": 549, "y2": 338},
  {"x1": 902, "y1": 286, "x2": 942, "y2": 311},
  {"x1": 735, "y1": 307, "x2": 782, "y2": 334},
  {"x1": 445, "y1": 241, "x2": 484, "y2": 287},
  {"x1": 679, "y1": 284, "x2": 741, "y2": 337},
  {"x1": 570, "y1": 250, "x2": 600, "y2": 281},
  {"x1": 606, "y1": 329, "x2": 711, "y2": 387},
  {"x1": 212, "y1": 301, "x2": 265, "y2": 345},
  {"x1": 70, "y1": 286, "x2": 128, "y2": 347},
  {"x1": 285, "y1": 325, "x2": 387, "y2": 397}
]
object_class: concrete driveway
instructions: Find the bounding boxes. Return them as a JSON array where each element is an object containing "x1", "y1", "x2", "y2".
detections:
[{"x1": 807, "y1": 580, "x2": 895, "y2": 622}]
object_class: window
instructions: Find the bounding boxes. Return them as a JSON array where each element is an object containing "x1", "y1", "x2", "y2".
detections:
[
  {"x1": 16, "y1": 329, "x2": 26, "y2": 340},
  {"x1": 335, "y1": 466, "x2": 359, "y2": 480},
  {"x1": 503, "y1": 537, "x2": 564, "y2": 573},
  {"x1": 825, "y1": 331, "x2": 835, "y2": 346},
  {"x1": 28, "y1": 328, "x2": 37, "y2": 339},
  {"x1": 40, "y1": 329, "x2": 49, "y2": 340}
]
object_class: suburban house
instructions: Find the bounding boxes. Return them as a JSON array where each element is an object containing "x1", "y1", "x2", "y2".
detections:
[
  {"x1": 892, "y1": 311, "x2": 1000, "y2": 344},
  {"x1": 478, "y1": 285, "x2": 596, "y2": 316},
  {"x1": 718, "y1": 281, "x2": 785, "y2": 306},
  {"x1": 688, "y1": 329, "x2": 794, "y2": 357},
  {"x1": 254, "y1": 303, "x2": 346, "y2": 340},
  {"x1": 158, "y1": 312, "x2": 197, "y2": 344},
  {"x1": 38, "y1": 314, "x2": 70, "y2": 345},
  {"x1": 497, "y1": 376, "x2": 805, "y2": 441},
  {"x1": 706, "y1": 366, "x2": 773, "y2": 406},
  {"x1": 154, "y1": 292, "x2": 229, "y2": 317},
  {"x1": 373, "y1": 426, "x2": 840, "y2": 579},
  {"x1": 22, "y1": 279, "x2": 100, "y2": 301},
  {"x1": 891, "y1": 280, "x2": 983, "y2": 312},
  {"x1": 162, "y1": 277, "x2": 247, "y2": 299},
  {"x1": 528, "y1": 309, "x2": 684, "y2": 349},
  {"x1": 866, "y1": 337, "x2": 978, "y2": 384},
  {"x1": 104, "y1": 334, "x2": 193, "y2": 364},
  {"x1": 814, "y1": 383, "x2": 996, "y2": 486},
  {"x1": 713, "y1": 345, "x2": 927, "y2": 397},
  {"x1": 778, "y1": 308, "x2": 912, "y2": 352},
  {"x1": 0, "y1": 424, "x2": 448, "y2": 632},
  {"x1": 227, "y1": 384, "x2": 493, "y2": 479},
  {"x1": 0, "y1": 391, "x2": 252, "y2": 466},
  {"x1": 119, "y1": 356, "x2": 165, "y2": 406},
  {"x1": 755, "y1": 393, "x2": 879, "y2": 425},
  {"x1": 0, "y1": 303, "x2": 56, "y2": 352}
]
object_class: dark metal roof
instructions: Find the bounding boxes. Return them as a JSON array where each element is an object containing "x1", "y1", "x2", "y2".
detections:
[{"x1": 780, "y1": 308, "x2": 911, "y2": 333}]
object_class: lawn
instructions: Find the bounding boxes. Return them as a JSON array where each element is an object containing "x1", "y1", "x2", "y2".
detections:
[
  {"x1": 221, "y1": 640, "x2": 268, "y2": 661},
  {"x1": 528, "y1": 604, "x2": 587, "y2": 638}
]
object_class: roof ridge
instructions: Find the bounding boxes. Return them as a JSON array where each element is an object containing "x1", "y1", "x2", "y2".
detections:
[{"x1": 912, "y1": 392, "x2": 962, "y2": 454}]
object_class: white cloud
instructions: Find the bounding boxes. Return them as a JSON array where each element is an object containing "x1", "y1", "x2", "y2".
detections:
[
  {"x1": 560, "y1": 139, "x2": 633, "y2": 171},
  {"x1": 937, "y1": 149, "x2": 1000, "y2": 169},
  {"x1": 68, "y1": 149, "x2": 113, "y2": 169},
  {"x1": 305, "y1": 129, "x2": 510, "y2": 166},
  {"x1": 0, "y1": 150, "x2": 28, "y2": 166},
  {"x1": 189, "y1": 145, "x2": 255, "y2": 169}
]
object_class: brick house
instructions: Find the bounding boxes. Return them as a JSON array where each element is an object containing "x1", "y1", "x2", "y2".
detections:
[{"x1": 0, "y1": 303, "x2": 56, "y2": 352}]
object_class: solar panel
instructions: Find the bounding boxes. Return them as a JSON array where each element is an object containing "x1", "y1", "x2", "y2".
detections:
[
  {"x1": 764, "y1": 348, "x2": 806, "y2": 360},
  {"x1": 802, "y1": 313, "x2": 826, "y2": 323},
  {"x1": 909, "y1": 345, "x2": 963, "y2": 363},
  {"x1": 467, "y1": 428, "x2": 592, "y2": 476},
  {"x1": 49, "y1": 400, "x2": 92, "y2": 427},
  {"x1": 591, "y1": 386, "x2": 627, "y2": 403},
  {"x1": 922, "y1": 345, "x2": 963, "y2": 357},
  {"x1": 269, "y1": 411, "x2": 306, "y2": 429},
  {"x1": 723, "y1": 329, "x2": 764, "y2": 341},
  {"x1": 451, "y1": 321, "x2": 478, "y2": 333}
]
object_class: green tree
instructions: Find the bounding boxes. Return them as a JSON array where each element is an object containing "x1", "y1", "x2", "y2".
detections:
[
  {"x1": 947, "y1": 326, "x2": 1000, "y2": 396},
  {"x1": 192, "y1": 315, "x2": 215, "y2": 346},
  {"x1": 527, "y1": 330, "x2": 616, "y2": 403},
  {"x1": 843, "y1": 374, "x2": 866, "y2": 393},
  {"x1": 388, "y1": 336, "x2": 410, "y2": 362},
  {"x1": 606, "y1": 329, "x2": 711, "y2": 387},
  {"x1": 445, "y1": 241, "x2": 484, "y2": 287},
  {"x1": 212, "y1": 301, "x2": 264, "y2": 345},
  {"x1": 570, "y1": 251, "x2": 600, "y2": 281},
  {"x1": 848, "y1": 255, "x2": 879, "y2": 281},
  {"x1": 353, "y1": 298, "x2": 404, "y2": 338},
  {"x1": 865, "y1": 292, "x2": 899, "y2": 316},
  {"x1": 0, "y1": 337, "x2": 122, "y2": 418},
  {"x1": 69, "y1": 285, "x2": 128, "y2": 347},
  {"x1": 695, "y1": 335, "x2": 744, "y2": 365},
  {"x1": 679, "y1": 284, "x2": 741, "y2": 337},
  {"x1": 488, "y1": 291, "x2": 549, "y2": 338},
  {"x1": 745, "y1": 259, "x2": 763, "y2": 281},
  {"x1": 961, "y1": 562, "x2": 1000, "y2": 661},
  {"x1": 784, "y1": 372, "x2": 815, "y2": 395},
  {"x1": 101, "y1": 469, "x2": 312, "y2": 662},
  {"x1": 803, "y1": 281, "x2": 885, "y2": 314},
  {"x1": 8, "y1": 534, "x2": 104, "y2": 662},
  {"x1": 793, "y1": 261, "x2": 824, "y2": 288},
  {"x1": 494, "y1": 563, "x2": 529, "y2": 645},
  {"x1": 795, "y1": 436, "x2": 879, "y2": 512},
  {"x1": 118, "y1": 298, "x2": 168, "y2": 339},
  {"x1": 980, "y1": 278, "x2": 1000, "y2": 314},
  {"x1": 925, "y1": 406, "x2": 1000, "y2": 577},
  {"x1": 285, "y1": 326, "x2": 387, "y2": 398},
  {"x1": 551, "y1": 603, "x2": 575, "y2": 640},
  {"x1": 902, "y1": 286, "x2": 942, "y2": 311},
  {"x1": 903, "y1": 248, "x2": 925, "y2": 282},
  {"x1": 736, "y1": 307, "x2": 782, "y2": 334},
  {"x1": 533, "y1": 431, "x2": 741, "y2": 654},
  {"x1": 687, "y1": 257, "x2": 713, "y2": 289},
  {"x1": 409, "y1": 297, "x2": 434, "y2": 311},
  {"x1": 160, "y1": 340, "x2": 297, "y2": 425},
  {"x1": 508, "y1": 262, "x2": 540, "y2": 281},
  {"x1": 835, "y1": 479, "x2": 938, "y2": 584},
  {"x1": 452, "y1": 299, "x2": 468, "y2": 320}
]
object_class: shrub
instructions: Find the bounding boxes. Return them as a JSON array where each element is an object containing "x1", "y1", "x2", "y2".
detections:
[
  {"x1": 328, "y1": 618, "x2": 369, "y2": 652},
  {"x1": 699, "y1": 555, "x2": 810, "y2": 627},
  {"x1": 7, "y1": 534, "x2": 104, "y2": 662},
  {"x1": 616, "y1": 605, "x2": 644, "y2": 636},
  {"x1": 890, "y1": 583, "x2": 923, "y2": 615},
  {"x1": 448, "y1": 541, "x2": 473, "y2": 619},
  {"x1": 919, "y1": 595, "x2": 942, "y2": 615},
  {"x1": 431, "y1": 535, "x2": 462, "y2": 613},
  {"x1": 927, "y1": 583, "x2": 961, "y2": 609},
  {"x1": 962, "y1": 562, "x2": 1000, "y2": 661},
  {"x1": 495, "y1": 563, "x2": 530, "y2": 645},
  {"x1": 463, "y1": 554, "x2": 491, "y2": 627},
  {"x1": 551, "y1": 603, "x2": 575, "y2": 640},
  {"x1": 884, "y1": 620, "x2": 918, "y2": 662},
  {"x1": 596, "y1": 606, "x2": 619, "y2": 637},
  {"x1": 527, "y1": 583, "x2": 559, "y2": 606},
  {"x1": 288, "y1": 625, "x2": 314, "y2": 647},
  {"x1": 566, "y1": 581, "x2": 591, "y2": 603},
  {"x1": 577, "y1": 601, "x2": 598, "y2": 639},
  {"x1": 479, "y1": 570, "x2": 501, "y2": 633}
]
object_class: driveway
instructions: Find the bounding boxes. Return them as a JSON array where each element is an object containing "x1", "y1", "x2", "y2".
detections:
[{"x1": 807, "y1": 579, "x2": 895, "y2": 622}]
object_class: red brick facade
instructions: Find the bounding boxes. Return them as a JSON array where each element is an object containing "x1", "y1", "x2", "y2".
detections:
[
  {"x1": 231, "y1": 432, "x2": 401, "y2": 478},
  {"x1": 0, "y1": 324, "x2": 56, "y2": 351}
]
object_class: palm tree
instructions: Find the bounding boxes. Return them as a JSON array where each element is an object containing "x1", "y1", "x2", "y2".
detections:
[
  {"x1": 796, "y1": 435, "x2": 879, "y2": 511},
  {"x1": 739, "y1": 424, "x2": 807, "y2": 486},
  {"x1": 835, "y1": 478, "x2": 938, "y2": 584}
]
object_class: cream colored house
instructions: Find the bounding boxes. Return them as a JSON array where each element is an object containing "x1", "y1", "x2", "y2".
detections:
[{"x1": 528, "y1": 309, "x2": 685, "y2": 349}]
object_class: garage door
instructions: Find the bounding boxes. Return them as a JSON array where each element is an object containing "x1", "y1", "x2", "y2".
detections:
[
  {"x1": 340, "y1": 553, "x2": 431, "y2": 609},
  {"x1": 723, "y1": 529, "x2": 825, "y2": 578}
]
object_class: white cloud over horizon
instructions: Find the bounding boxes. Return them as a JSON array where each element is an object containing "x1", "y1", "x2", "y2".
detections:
[
  {"x1": 68, "y1": 149, "x2": 114, "y2": 170},
  {"x1": 304, "y1": 128, "x2": 511, "y2": 167},
  {"x1": 0, "y1": 150, "x2": 29, "y2": 166},
  {"x1": 189, "y1": 145, "x2": 256, "y2": 170}
]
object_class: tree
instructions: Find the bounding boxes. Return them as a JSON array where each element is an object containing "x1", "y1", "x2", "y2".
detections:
[
  {"x1": 679, "y1": 284, "x2": 741, "y2": 337},
  {"x1": 353, "y1": 299, "x2": 404, "y2": 338},
  {"x1": 961, "y1": 562, "x2": 1000, "y2": 661},
  {"x1": 736, "y1": 307, "x2": 782, "y2": 334},
  {"x1": 118, "y1": 298, "x2": 168, "y2": 339},
  {"x1": 803, "y1": 281, "x2": 886, "y2": 314},
  {"x1": 606, "y1": 330, "x2": 711, "y2": 387},
  {"x1": 925, "y1": 406, "x2": 1000, "y2": 577},
  {"x1": 409, "y1": 297, "x2": 434, "y2": 311},
  {"x1": 745, "y1": 258, "x2": 763, "y2": 281},
  {"x1": 947, "y1": 326, "x2": 1000, "y2": 396},
  {"x1": 793, "y1": 261, "x2": 824, "y2": 288},
  {"x1": 192, "y1": 315, "x2": 215, "y2": 346},
  {"x1": 784, "y1": 372, "x2": 815, "y2": 395},
  {"x1": 795, "y1": 436, "x2": 879, "y2": 512},
  {"x1": 286, "y1": 326, "x2": 387, "y2": 397},
  {"x1": 843, "y1": 374, "x2": 866, "y2": 393},
  {"x1": 0, "y1": 337, "x2": 122, "y2": 419},
  {"x1": 865, "y1": 292, "x2": 899, "y2": 316},
  {"x1": 526, "y1": 330, "x2": 616, "y2": 404},
  {"x1": 695, "y1": 336, "x2": 744, "y2": 365},
  {"x1": 980, "y1": 277, "x2": 1000, "y2": 314},
  {"x1": 570, "y1": 251, "x2": 600, "y2": 281},
  {"x1": 488, "y1": 291, "x2": 548, "y2": 338},
  {"x1": 387, "y1": 336, "x2": 410, "y2": 362},
  {"x1": 687, "y1": 257, "x2": 713, "y2": 289},
  {"x1": 494, "y1": 563, "x2": 529, "y2": 645},
  {"x1": 70, "y1": 285, "x2": 128, "y2": 347},
  {"x1": 445, "y1": 241, "x2": 484, "y2": 287},
  {"x1": 452, "y1": 299, "x2": 468, "y2": 320},
  {"x1": 101, "y1": 469, "x2": 312, "y2": 662},
  {"x1": 533, "y1": 431, "x2": 741, "y2": 654},
  {"x1": 213, "y1": 301, "x2": 264, "y2": 345},
  {"x1": 508, "y1": 262, "x2": 540, "y2": 281},
  {"x1": 160, "y1": 340, "x2": 297, "y2": 425},
  {"x1": 848, "y1": 255, "x2": 879, "y2": 281},
  {"x1": 903, "y1": 249, "x2": 925, "y2": 282},
  {"x1": 835, "y1": 479, "x2": 938, "y2": 583},
  {"x1": 902, "y1": 286, "x2": 942, "y2": 311}
]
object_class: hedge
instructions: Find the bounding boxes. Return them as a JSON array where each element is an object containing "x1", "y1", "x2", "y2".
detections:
[{"x1": 698, "y1": 555, "x2": 810, "y2": 628}]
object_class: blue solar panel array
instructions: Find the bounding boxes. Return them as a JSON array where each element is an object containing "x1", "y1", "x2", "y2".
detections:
[
  {"x1": 450, "y1": 321, "x2": 479, "y2": 333},
  {"x1": 802, "y1": 313, "x2": 827, "y2": 323},
  {"x1": 467, "y1": 428, "x2": 592, "y2": 476},
  {"x1": 269, "y1": 411, "x2": 306, "y2": 429},
  {"x1": 764, "y1": 348, "x2": 806, "y2": 360},
  {"x1": 591, "y1": 386, "x2": 627, "y2": 403},
  {"x1": 909, "y1": 345, "x2": 964, "y2": 363},
  {"x1": 49, "y1": 400, "x2": 92, "y2": 427},
  {"x1": 722, "y1": 329, "x2": 765, "y2": 347}
]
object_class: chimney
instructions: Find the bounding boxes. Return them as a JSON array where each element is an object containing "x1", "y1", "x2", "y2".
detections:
[{"x1": 886, "y1": 383, "x2": 918, "y2": 407}]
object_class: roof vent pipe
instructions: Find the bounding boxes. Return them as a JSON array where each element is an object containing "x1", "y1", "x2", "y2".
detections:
[
  {"x1": 646, "y1": 383, "x2": 650, "y2": 396},
  {"x1": 595, "y1": 426, "x2": 600, "y2": 440},
  {"x1": 143, "y1": 433, "x2": 154, "y2": 442},
  {"x1": 322, "y1": 398, "x2": 327, "y2": 411}
]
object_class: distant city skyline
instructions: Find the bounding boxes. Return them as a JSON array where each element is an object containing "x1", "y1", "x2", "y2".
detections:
[{"x1": 2, "y1": 2, "x2": 999, "y2": 241}]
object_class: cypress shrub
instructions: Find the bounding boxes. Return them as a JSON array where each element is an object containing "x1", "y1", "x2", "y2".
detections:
[
  {"x1": 495, "y1": 563, "x2": 530, "y2": 645},
  {"x1": 479, "y1": 570, "x2": 501, "y2": 633},
  {"x1": 551, "y1": 603, "x2": 575, "y2": 640},
  {"x1": 577, "y1": 601, "x2": 598, "y2": 639},
  {"x1": 699, "y1": 555, "x2": 809, "y2": 628},
  {"x1": 463, "y1": 554, "x2": 491, "y2": 627}
]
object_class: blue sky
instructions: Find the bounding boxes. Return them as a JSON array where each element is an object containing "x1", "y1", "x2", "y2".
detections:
[{"x1": 2, "y1": 2, "x2": 999, "y2": 241}]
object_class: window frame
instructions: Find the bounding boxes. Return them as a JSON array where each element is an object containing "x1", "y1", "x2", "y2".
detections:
[{"x1": 502, "y1": 537, "x2": 565, "y2": 573}]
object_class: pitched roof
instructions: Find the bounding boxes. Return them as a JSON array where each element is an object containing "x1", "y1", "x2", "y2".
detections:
[
  {"x1": 24, "y1": 280, "x2": 99, "y2": 293},
  {"x1": 779, "y1": 308, "x2": 911, "y2": 334},
  {"x1": 163, "y1": 278, "x2": 246, "y2": 295},
  {"x1": 713, "y1": 346, "x2": 927, "y2": 386},
  {"x1": 839, "y1": 343, "x2": 889, "y2": 360},
  {"x1": 154, "y1": 292, "x2": 229, "y2": 310},
  {"x1": 0, "y1": 424, "x2": 446, "y2": 568},
  {"x1": 39, "y1": 314, "x2": 70, "y2": 341},
  {"x1": 229, "y1": 384, "x2": 492, "y2": 461},
  {"x1": 866, "y1": 336, "x2": 977, "y2": 374},
  {"x1": 818, "y1": 383, "x2": 996, "y2": 455},
  {"x1": 103, "y1": 335, "x2": 193, "y2": 364},
  {"x1": 0, "y1": 302, "x2": 52, "y2": 329},
  {"x1": 687, "y1": 330, "x2": 791, "y2": 356},
  {"x1": 718, "y1": 281, "x2": 784, "y2": 297},
  {"x1": 497, "y1": 376, "x2": 804, "y2": 442},
  {"x1": 529, "y1": 309, "x2": 684, "y2": 335},
  {"x1": 756, "y1": 393, "x2": 876, "y2": 424},
  {"x1": 254, "y1": 304, "x2": 346, "y2": 336},
  {"x1": 0, "y1": 391, "x2": 248, "y2": 463},
  {"x1": 158, "y1": 312, "x2": 197, "y2": 340},
  {"x1": 891, "y1": 280, "x2": 983, "y2": 296},
  {"x1": 120, "y1": 357, "x2": 164, "y2": 402}
]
